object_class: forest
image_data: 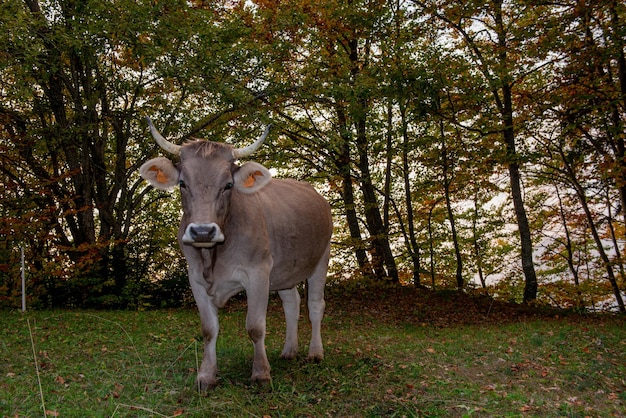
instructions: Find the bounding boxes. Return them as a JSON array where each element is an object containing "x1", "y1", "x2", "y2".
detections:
[{"x1": 1, "y1": 0, "x2": 625, "y2": 312}]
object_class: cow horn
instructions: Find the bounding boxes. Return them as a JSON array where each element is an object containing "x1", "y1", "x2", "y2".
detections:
[
  {"x1": 146, "y1": 117, "x2": 181, "y2": 156},
  {"x1": 232, "y1": 124, "x2": 272, "y2": 159}
]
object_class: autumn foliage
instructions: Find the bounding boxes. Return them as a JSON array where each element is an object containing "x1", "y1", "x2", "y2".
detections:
[{"x1": 1, "y1": 0, "x2": 625, "y2": 311}]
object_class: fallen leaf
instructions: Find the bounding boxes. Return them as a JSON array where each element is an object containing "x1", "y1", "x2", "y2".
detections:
[
  {"x1": 45, "y1": 411, "x2": 59, "y2": 417},
  {"x1": 426, "y1": 348, "x2": 436, "y2": 353},
  {"x1": 173, "y1": 409, "x2": 184, "y2": 416}
]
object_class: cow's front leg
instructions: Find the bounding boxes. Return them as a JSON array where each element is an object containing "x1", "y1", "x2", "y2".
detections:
[
  {"x1": 246, "y1": 282, "x2": 271, "y2": 384},
  {"x1": 196, "y1": 300, "x2": 219, "y2": 391},
  {"x1": 188, "y1": 268, "x2": 220, "y2": 391},
  {"x1": 278, "y1": 287, "x2": 300, "y2": 359}
]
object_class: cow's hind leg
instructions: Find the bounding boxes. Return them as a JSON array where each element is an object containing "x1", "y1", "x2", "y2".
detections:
[
  {"x1": 306, "y1": 243, "x2": 330, "y2": 362},
  {"x1": 278, "y1": 287, "x2": 301, "y2": 359},
  {"x1": 246, "y1": 279, "x2": 272, "y2": 385}
]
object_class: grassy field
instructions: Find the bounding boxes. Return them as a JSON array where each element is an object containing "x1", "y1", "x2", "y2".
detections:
[{"x1": 2, "y1": 286, "x2": 625, "y2": 417}]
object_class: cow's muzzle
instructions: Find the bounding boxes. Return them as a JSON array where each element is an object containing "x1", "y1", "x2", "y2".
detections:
[{"x1": 182, "y1": 223, "x2": 225, "y2": 248}]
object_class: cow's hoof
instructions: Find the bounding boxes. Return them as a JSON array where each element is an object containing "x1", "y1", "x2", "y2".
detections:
[
  {"x1": 307, "y1": 353, "x2": 324, "y2": 363},
  {"x1": 196, "y1": 376, "x2": 218, "y2": 392},
  {"x1": 251, "y1": 374, "x2": 272, "y2": 386},
  {"x1": 280, "y1": 349, "x2": 298, "y2": 360}
]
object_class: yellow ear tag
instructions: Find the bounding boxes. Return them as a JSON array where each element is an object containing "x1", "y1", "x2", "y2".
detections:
[
  {"x1": 149, "y1": 166, "x2": 168, "y2": 184},
  {"x1": 244, "y1": 170, "x2": 264, "y2": 188}
]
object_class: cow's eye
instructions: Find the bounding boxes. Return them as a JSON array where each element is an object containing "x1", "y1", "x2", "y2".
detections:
[
  {"x1": 224, "y1": 182, "x2": 234, "y2": 191},
  {"x1": 178, "y1": 179, "x2": 186, "y2": 189}
]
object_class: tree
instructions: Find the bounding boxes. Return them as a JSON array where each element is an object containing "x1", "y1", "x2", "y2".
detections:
[
  {"x1": 249, "y1": 0, "x2": 400, "y2": 281},
  {"x1": 0, "y1": 0, "x2": 266, "y2": 307},
  {"x1": 3, "y1": 0, "x2": 625, "y2": 310},
  {"x1": 528, "y1": 0, "x2": 626, "y2": 311},
  {"x1": 2, "y1": 0, "x2": 157, "y2": 305},
  {"x1": 554, "y1": 0, "x2": 626, "y2": 231},
  {"x1": 412, "y1": 0, "x2": 567, "y2": 302}
]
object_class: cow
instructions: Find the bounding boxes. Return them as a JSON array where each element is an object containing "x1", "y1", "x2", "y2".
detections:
[{"x1": 139, "y1": 118, "x2": 332, "y2": 390}]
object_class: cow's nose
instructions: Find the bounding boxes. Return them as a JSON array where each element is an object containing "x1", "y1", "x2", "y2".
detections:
[
  {"x1": 182, "y1": 223, "x2": 225, "y2": 247},
  {"x1": 189, "y1": 224, "x2": 217, "y2": 242}
]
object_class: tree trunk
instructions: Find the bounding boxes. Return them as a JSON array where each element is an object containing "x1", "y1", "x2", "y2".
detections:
[
  {"x1": 555, "y1": 185, "x2": 582, "y2": 306},
  {"x1": 609, "y1": 0, "x2": 626, "y2": 232},
  {"x1": 604, "y1": 184, "x2": 626, "y2": 293},
  {"x1": 428, "y1": 202, "x2": 438, "y2": 289},
  {"x1": 346, "y1": 32, "x2": 398, "y2": 282},
  {"x1": 471, "y1": 194, "x2": 486, "y2": 289},
  {"x1": 336, "y1": 106, "x2": 372, "y2": 275},
  {"x1": 383, "y1": 101, "x2": 393, "y2": 230},
  {"x1": 505, "y1": 129, "x2": 538, "y2": 303},
  {"x1": 576, "y1": 185, "x2": 625, "y2": 312},
  {"x1": 400, "y1": 101, "x2": 421, "y2": 286},
  {"x1": 440, "y1": 121, "x2": 463, "y2": 291},
  {"x1": 560, "y1": 151, "x2": 626, "y2": 312},
  {"x1": 355, "y1": 113, "x2": 399, "y2": 282},
  {"x1": 492, "y1": 2, "x2": 538, "y2": 302}
]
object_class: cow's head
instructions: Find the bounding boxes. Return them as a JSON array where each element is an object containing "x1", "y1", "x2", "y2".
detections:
[{"x1": 140, "y1": 118, "x2": 272, "y2": 248}]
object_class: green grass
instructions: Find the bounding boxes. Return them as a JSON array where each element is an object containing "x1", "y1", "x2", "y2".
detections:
[{"x1": 1, "y1": 291, "x2": 625, "y2": 417}]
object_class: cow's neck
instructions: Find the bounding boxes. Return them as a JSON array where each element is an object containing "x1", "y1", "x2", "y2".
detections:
[{"x1": 201, "y1": 248, "x2": 217, "y2": 278}]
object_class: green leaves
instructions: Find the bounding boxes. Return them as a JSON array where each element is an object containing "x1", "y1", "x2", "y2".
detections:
[{"x1": 1, "y1": 0, "x2": 625, "y2": 309}]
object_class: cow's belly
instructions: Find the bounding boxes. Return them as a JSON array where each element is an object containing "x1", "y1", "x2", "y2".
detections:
[
  {"x1": 208, "y1": 256, "x2": 321, "y2": 306},
  {"x1": 267, "y1": 242, "x2": 328, "y2": 292},
  {"x1": 267, "y1": 261, "x2": 317, "y2": 291}
]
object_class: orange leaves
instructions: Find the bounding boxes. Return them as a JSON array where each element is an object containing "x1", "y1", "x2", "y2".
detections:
[
  {"x1": 509, "y1": 360, "x2": 551, "y2": 378},
  {"x1": 103, "y1": 383, "x2": 125, "y2": 401},
  {"x1": 519, "y1": 404, "x2": 533, "y2": 412},
  {"x1": 254, "y1": 0, "x2": 282, "y2": 9}
]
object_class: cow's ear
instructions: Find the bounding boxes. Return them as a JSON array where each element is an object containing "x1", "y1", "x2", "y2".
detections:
[
  {"x1": 139, "y1": 157, "x2": 179, "y2": 190},
  {"x1": 233, "y1": 162, "x2": 272, "y2": 194}
]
